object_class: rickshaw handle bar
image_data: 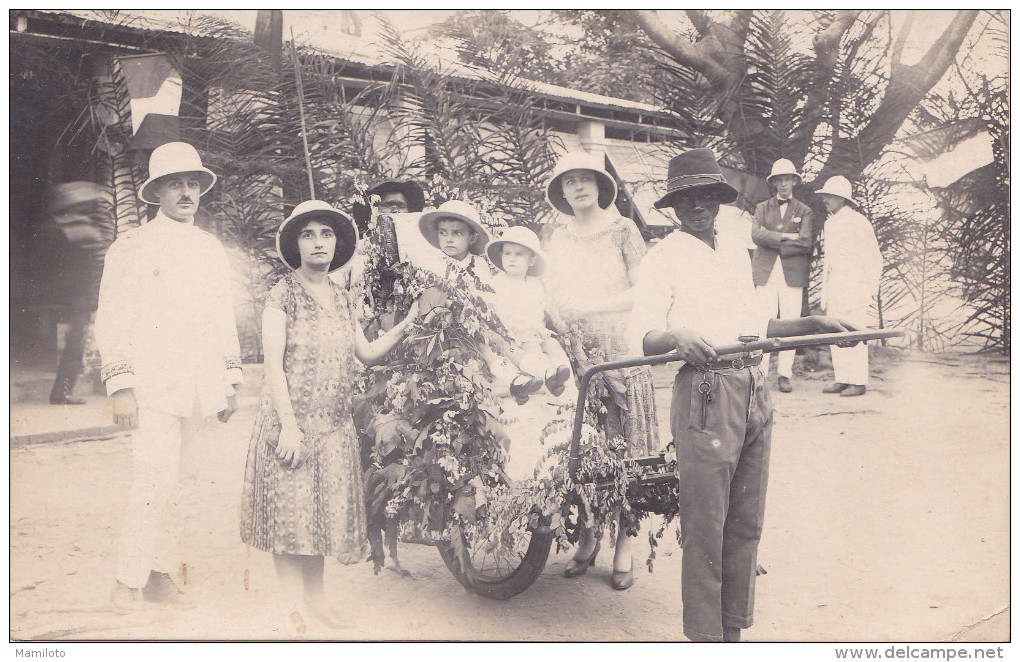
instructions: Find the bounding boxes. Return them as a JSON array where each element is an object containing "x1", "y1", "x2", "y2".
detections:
[{"x1": 567, "y1": 329, "x2": 904, "y2": 478}]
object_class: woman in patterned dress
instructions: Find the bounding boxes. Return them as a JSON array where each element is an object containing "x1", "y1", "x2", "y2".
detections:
[
  {"x1": 542, "y1": 152, "x2": 660, "y2": 591},
  {"x1": 240, "y1": 201, "x2": 419, "y2": 629}
]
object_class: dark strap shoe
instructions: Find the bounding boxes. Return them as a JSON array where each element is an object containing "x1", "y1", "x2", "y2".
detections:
[
  {"x1": 509, "y1": 375, "x2": 543, "y2": 405},
  {"x1": 544, "y1": 365, "x2": 572, "y2": 397},
  {"x1": 610, "y1": 564, "x2": 634, "y2": 590}
]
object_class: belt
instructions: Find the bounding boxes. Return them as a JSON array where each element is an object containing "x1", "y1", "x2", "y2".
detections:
[{"x1": 698, "y1": 353, "x2": 763, "y2": 372}]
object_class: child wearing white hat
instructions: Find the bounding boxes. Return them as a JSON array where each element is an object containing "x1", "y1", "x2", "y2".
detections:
[
  {"x1": 417, "y1": 199, "x2": 495, "y2": 291},
  {"x1": 486, "y1": 226, "x2": 572, "y2": 403}
]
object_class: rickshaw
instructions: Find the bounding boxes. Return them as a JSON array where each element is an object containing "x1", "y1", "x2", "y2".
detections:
[
  {"x1": 358, "y1": 210, "x2": 900, "y2": 600},
  {"x1": 429, "y1": 330, "x2": 903, "y2": 600}
]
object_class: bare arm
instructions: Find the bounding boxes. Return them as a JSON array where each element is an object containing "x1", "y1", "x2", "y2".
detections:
[
  {"x1": 261, "y1": 307, "x2": 297, "y2": 428},
  {"x1": 572, "y1": 220, "x2": 644, "y2": 315},
  {"x1": 642, "y1": 328, "x2": 718, "y2": 368},
  {"x1": 641, "y1": 316, "x2": 858, "y2": 370},
  {"x1": 261, "y1": 306, "x2": 308, "y2": 468},
  {"x1": 769, "y1": 315, "x2": 856, "y2": 337},
  {"x1": 355, "y1": 301, "x2": 420, "y2": 367}
]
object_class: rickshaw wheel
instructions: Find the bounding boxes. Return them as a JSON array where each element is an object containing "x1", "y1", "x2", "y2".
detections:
[{"x1": 437, "y1": 513, "x2": 554, "y2": 600}]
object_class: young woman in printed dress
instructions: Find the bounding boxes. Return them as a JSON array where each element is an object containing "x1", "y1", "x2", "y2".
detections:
[
  {"x1": 240, "y1": 201, "x2": 420, "y2": 630},
  {"x1": 542, "y1": 152, "x2": 661, "y2": 591}
]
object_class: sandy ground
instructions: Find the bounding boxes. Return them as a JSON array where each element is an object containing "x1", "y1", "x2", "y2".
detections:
[{"x1": 9, "y1": 351, "x2": 1010, "y2": 642}]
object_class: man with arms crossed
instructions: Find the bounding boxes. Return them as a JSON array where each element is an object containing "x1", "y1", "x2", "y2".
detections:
[{"x1": 751, "y1": 158, "x2": 814, "y2": 393}]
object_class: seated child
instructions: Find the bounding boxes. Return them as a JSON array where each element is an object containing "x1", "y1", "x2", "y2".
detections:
[
  {"x1": 485, "y1": 226, "x2": 572, "y2": 403},
  {"x1": 417, "y1": 200, "x2": 494, "y2": 291}
]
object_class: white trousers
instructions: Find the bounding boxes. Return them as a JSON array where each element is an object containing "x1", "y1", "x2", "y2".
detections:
[
  {"x1": 827, "y1": 303, "x2": 870, "y2": 387},
  {"x1": 115, "y1": 401, "x2": 205, "y2": 588},
  {"x1": 757, "y1": 262, "x2": 804, "y2": 378}
]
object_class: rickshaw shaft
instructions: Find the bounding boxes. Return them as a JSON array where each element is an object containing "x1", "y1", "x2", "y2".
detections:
[{"x1": 566, "y1": 329, "x2": 904, "y2": 480}]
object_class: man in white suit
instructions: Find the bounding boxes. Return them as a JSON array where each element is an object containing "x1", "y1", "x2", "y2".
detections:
[
  {"x1": 96, "y1": 142, "x2": 243, "y2": 609},
  {"x1": 817, "y1": 176, "x2": 883, "y2": 397}
]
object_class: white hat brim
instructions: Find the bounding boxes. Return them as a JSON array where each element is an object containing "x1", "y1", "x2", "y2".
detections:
[
  {"x1": 418, "y1": 210, "x2": 490, "y2": 255},
  {"x1": 139, "y1": 168, "x2": 217, "y2": 205},
  {"x1": 486, "y1": 238, "x2": 547, "y2": 277}
]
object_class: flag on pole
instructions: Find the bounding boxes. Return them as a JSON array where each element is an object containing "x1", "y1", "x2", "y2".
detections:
[{"x1": 117, "y1": 53, "x2": 183, "y2": 152}]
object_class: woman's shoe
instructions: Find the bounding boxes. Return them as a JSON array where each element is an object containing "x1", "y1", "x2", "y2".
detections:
[
  {"x1": 611, "y1": 563, "x2": 634, "y2": 590},
  {"x1": 509, "y1": 375, "x2": 543, "y2": 405},
  {"x1": 563, "y1": 540, "x2": 600, "y2": 578},
  {"x1": 822, "y1": 382, "x2": 850, "y2": 394},
  {"x1": 840, "y1": 384, "x2": 866, "y2": 397},
  {"x1": 544, "y1": 365, "x2": 572, "y2": 397}
]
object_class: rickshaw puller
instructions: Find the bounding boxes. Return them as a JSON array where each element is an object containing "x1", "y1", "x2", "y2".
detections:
[{"x1": 627, "y1": 148, "x2": 855, "y2": 642}]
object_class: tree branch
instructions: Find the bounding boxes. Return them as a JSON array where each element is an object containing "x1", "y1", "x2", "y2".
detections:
[
  {"x1": 632, "y1": 9, "x2": 735, "y2": 87},
  {"x1": 685, "y1": 9, "x2": 710, "y2": 38},
  {"x1": 786, "y1": 10, "x2": 861, "y2": 164},
  {"x1": 895, "y1": 9, "x2": 978, "y2": 78},
  {"x1": 819, "y1": 10, "x2": 979, "y2": 181},
  {"x1": 890, "y1": 9, "x2": 916, "y2": 65},
  {"x1": 725, "y1": 9, "x2": 753, "y2": 44},
  {"x1": 815, "y1": 10, "x2": 861, "y2": 69}
]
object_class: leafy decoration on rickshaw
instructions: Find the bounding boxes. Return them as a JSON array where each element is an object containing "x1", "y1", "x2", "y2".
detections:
[{"x1": 354, "y1": 238, "x2": 635, "y2": 557}]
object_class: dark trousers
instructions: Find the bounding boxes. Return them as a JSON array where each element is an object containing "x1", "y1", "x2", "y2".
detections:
[
  {"x1": 671, "y1": 364, "x2": 772, "y2": 642},
  {"x1": 50, "y1": 309, "x2": 89, "y2": 402}
]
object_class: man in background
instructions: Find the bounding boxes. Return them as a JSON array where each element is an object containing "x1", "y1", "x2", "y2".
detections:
[
  {"x1": 751, "y1": 158, "x2": 814, "y2": 393},
  {"x1": 47, "y1": 182, "x2": 113, "y2": 405}
]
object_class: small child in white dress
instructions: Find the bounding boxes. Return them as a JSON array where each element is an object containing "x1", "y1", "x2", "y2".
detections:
[{"x1": 485, "y1": 226, "x2": 572, "y2": 403}]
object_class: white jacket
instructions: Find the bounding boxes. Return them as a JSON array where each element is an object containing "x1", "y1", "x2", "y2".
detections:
[
  {"x1": 95, "y1": 212, "x2": 243, "y2": 417},
  {"x1": 821, "y1": 206, "x2": 883, "y2": 316}
]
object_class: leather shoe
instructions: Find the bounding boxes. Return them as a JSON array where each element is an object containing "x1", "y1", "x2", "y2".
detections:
[
  {"x1": 776, "y1": 376, "x2": 792, "y2": 393},
  {"x1": 544, "y1": 365, "x2": 572, "y2": 397},
  {"x1": 610, "y1": 564, "x2": 634, "y2": 590},
  {"x1": 564, "y1": 540, "x2": 600, "y2": 578},
  {"x1": 840, "y1": 384, "x2": 866, "y2": 397},
  {"x1": 509, "y1": 375, "x2": 543, "y2": 405},
  {"x1": 50, "y1": 396, "x2": 87, "y2": 405},
  {"x1": 822, "y1": 382, "x2": 850, "y2": 394}
]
